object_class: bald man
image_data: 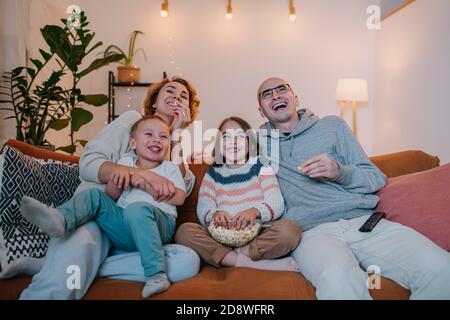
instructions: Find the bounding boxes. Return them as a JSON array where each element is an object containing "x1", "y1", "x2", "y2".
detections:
[{"x1": 256, "y1": 77, "x2": 450, "y2": 300}]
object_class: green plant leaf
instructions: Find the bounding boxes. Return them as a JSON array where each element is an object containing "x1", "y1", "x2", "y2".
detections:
[
  {"x1": 12, "y1": 67, "x2": 25, "y2": 77},
  {"x1": 27, "y1": 68, "x2": 36, "y2": 78},
  {"x1": 30, "y1": 58, "x2": 43, "y2": 70},
  {"x1": 85, "y1": 41, "x2": 103, "y2": 56},
  {"x1": 128, "y1": 31, "x2": 144, "y2": 65},
  {"x1": 133, "y1": 48, "x2": 147, "y2": 62},
  {"x1": 71, "y1": 107, "x2": 93, "y2": 132},
  {"x1": 56, "y1": 144, "x2": 76, "y2": 154},
  {"x1": 48, "y1": 118, "x2": 70, "y2": 130},
  {"x1": 79, "y1": 94, "x2": 108, "y2": 106},
  {"x1": 77, "y1": 53, "x2": 124, "y2": 78},
  {"x1": 39, "y1": 49, "x2": 52, "y2": 62},
  {"x1": 67, "y1": 44, "x2": 86, "y2": 71},
  {"x1": 41, "y1": 25, "x2": 71, "y2": 65},
  {"x1": 76, "y1": 139, "x2": 88, "y2": 147},
  {"x1": 16, "y1": 77, "x2": 28, "y2": 87}
]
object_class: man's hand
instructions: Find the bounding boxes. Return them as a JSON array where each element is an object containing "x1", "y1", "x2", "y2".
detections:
[
  {"x1": 299, "y1": 154, "x2": 340, "y2": 180},
  {"x1": 212, "y1": 211, "x2": 233, "y2": 229},
  {"x1": 232, "y1": 208, "x2": 259, "y2": 230},
  {"x1": 110, "y1": 167, "x2": 132, "y2": 189}
]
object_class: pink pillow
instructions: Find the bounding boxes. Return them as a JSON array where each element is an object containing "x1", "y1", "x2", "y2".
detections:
[{"x1": 376, "y1": 163, "x2": 450, "y2": 251}]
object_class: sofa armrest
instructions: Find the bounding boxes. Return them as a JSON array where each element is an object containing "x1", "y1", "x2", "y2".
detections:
[
  {"x1": 1, "y1": 139, "x2": 79, "y2": 164},
  {"x1": 370, "y1": 150, "x2": 440, "y2": 178}
]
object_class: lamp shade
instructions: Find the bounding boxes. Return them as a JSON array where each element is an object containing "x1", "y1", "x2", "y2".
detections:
[{"x1": 336, "y1": 78, "x2": 368, "y2": 102}]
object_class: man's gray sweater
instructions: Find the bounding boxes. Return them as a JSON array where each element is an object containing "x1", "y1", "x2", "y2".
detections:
[{"x1": 261, "y1": 109, "x2": 387, "y2": 231}]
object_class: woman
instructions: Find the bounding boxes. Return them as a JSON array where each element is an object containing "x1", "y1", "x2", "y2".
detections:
[{"x1": 20, "y1": 77, "x2": 201, "y2": 299}]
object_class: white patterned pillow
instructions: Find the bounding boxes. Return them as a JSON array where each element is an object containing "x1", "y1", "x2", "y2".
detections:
[{"x1": 0, "y1": 146, "x2": 80, "y2": 273}]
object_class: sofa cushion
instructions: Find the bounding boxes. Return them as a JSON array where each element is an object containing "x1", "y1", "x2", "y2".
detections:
[
  {"x1": 376, "y1": 163, "x2": 450, "y2": 251},
  {"x1": 0, "y1": 146, "x2": 80, "y2": 273}
]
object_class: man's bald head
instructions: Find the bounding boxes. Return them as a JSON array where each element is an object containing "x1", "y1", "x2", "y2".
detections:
[
  {"x1": 256, "y1": 77, "x2": 300, "y2": 127},
  {"x1": 257, "y1": 77, "x2": 291, "y2": 103}
]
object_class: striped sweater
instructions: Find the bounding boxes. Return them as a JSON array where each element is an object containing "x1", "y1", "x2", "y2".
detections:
[{"x1": 197, "y1": 157, "x2": 285, "y2": 226}]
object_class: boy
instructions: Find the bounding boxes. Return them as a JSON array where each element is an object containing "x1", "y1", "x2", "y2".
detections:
[{"x1": 20, "y1": 115, "x2": 186, "y2": 298}]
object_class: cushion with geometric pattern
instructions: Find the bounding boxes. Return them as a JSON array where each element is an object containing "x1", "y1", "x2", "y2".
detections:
[{"x1": 0, "y1": 146, "x2": 80, "y2": 274}]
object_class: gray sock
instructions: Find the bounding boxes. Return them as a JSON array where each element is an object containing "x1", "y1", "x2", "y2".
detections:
[
  {"x1": 20, "y1": 196, "x2": 65, "y2": 238},
  {"x1": 142, "y1": 272, "x2": 171, "y2": 299}
]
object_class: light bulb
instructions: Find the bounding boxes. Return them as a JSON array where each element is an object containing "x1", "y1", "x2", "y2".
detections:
[
  {"x1": 226, "y1": 0, "x2": 233, "y2": 20},
  {"x1": 161, "y1": 0, "x2": 168, "y2": 18},
  {"x1": 289, "y1": 0, "x2": 296, "y2": 22}
]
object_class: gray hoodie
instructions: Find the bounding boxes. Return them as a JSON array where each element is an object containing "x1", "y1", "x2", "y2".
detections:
[{"x1": 261, "y1": 108, "x2": 387, "y2": 231}]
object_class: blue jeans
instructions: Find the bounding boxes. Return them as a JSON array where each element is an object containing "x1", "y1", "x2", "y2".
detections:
[
  {"x1": 19, "y1": 220, "x2": 200, "y2": 299},
  {"x1": 58, "y1": 188, "x2": 175, "y2": 277}
]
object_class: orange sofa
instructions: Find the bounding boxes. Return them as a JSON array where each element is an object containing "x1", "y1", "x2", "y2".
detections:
[{"x1": 0, "y1": 140, "x2": 440, "y2": 300}]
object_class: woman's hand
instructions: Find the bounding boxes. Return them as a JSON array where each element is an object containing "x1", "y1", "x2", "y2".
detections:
[
  {"x1": 132, "y1": 170, "x2": 176, "y2": 202},
  {"x1": 130, "y1": 173, "x2": 146, "y2": 191},
  {"x1": 232, "y1": 208, "x2": 260, "y2": 230},
  {"x1": 212, "y1": 211, "x2": 233, "y2": 229},
  {"x1": 110, "y1": 167, "x2": 132, "y2": 190},
  {"x1": 170, "y1": 102, "x2": 191, "y2": 132}
]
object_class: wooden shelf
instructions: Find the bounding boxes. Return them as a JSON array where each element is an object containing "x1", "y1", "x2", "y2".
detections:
[
  {"x1": 112, "y1": 82, "x2": 152, "y2": 87},
  {"x1": 108, "y1": 71, "x2": 155, "y2": 123}
]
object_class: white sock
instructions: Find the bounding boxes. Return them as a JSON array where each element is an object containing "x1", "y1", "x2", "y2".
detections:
[
  {"x1": 142, "y1": 272, "x2": 171, "y2": 299},
  {"x1": 19, "y1": 196, "x2": 65, "y2": 238},
  {"x1": 235, "y1": 252, "x2": 299, "y2": 272}
]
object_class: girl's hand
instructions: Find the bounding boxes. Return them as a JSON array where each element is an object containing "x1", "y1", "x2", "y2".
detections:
[
  {"x1": 170, "y1": 102, "x2": 191, "y2": 132},
  {"x1": 232, "y1": 208, "x2": 260, "y2": 230},
  {"x1": 212, "y1": 211, "x2": 233, "y2": 229},
  {"x1": 110, "y1": 167, "x2": 131, "y2": 189}
]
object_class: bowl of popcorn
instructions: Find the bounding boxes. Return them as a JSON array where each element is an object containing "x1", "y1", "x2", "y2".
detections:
[{"x1": 208, "y1": 222, "x2": 261, "y2": 247}]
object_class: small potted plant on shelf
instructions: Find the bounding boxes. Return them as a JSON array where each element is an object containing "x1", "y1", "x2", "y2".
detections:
[{"x1": 103, "y1": 30, "x2": 147, "y2": 83}]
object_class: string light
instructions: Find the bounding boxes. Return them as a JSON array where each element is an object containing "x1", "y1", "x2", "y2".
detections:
[
  {"x1": 161, "y1": 0, "x2": 168, "y2": 18},
  {"x1": 225, "y1": 0, "x2": 233, "y2": 20},
  {"x1": 289, "y1": 0, "x2": 296, "y2": 22},
  {"x1": 166, "y1": 26, "x2": 183, "y2": 77}
]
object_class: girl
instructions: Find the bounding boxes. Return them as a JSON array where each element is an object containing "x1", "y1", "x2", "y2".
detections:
[{"x1": 176, "y1": 117, "x2": 301, "y2": 271}]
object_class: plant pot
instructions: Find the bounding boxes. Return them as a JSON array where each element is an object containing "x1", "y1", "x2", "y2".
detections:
[{"x1": 117, "y1": 65, "x2": 140, "y2": 83}]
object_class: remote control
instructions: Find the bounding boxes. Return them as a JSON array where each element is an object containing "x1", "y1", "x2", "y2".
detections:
[{"x1": 359, "y1": 212, "x2": 386, "y2": 232}]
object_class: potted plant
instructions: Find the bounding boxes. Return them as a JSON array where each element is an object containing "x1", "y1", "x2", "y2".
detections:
[
  {"x1": 0, "y1": 11, "x2": 124, "y2": 154},
  {"x1": 102, "y1": 30, "x2": 147, "y2": 83}
]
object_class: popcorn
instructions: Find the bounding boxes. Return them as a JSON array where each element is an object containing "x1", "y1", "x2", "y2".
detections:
[{"x1": 208, "y1": 222, "x2": 261, "y2": 247}]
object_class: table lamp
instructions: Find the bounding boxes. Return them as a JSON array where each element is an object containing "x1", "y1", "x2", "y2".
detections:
[{"x1": 336, "y1": 78, "x2": 368, "y2": 138}]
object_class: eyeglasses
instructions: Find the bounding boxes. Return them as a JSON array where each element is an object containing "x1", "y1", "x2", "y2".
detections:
[{"x1": 258, "y1": 84, "x2": 291, "y2": 100}]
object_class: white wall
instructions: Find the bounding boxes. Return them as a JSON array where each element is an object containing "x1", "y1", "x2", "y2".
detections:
[
  {"x1": 1, "y1": 0, "x2": 378, "y2": 155},
  {"x1": 374, "y1": 0, "x2": 450, "y2": 164}
]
